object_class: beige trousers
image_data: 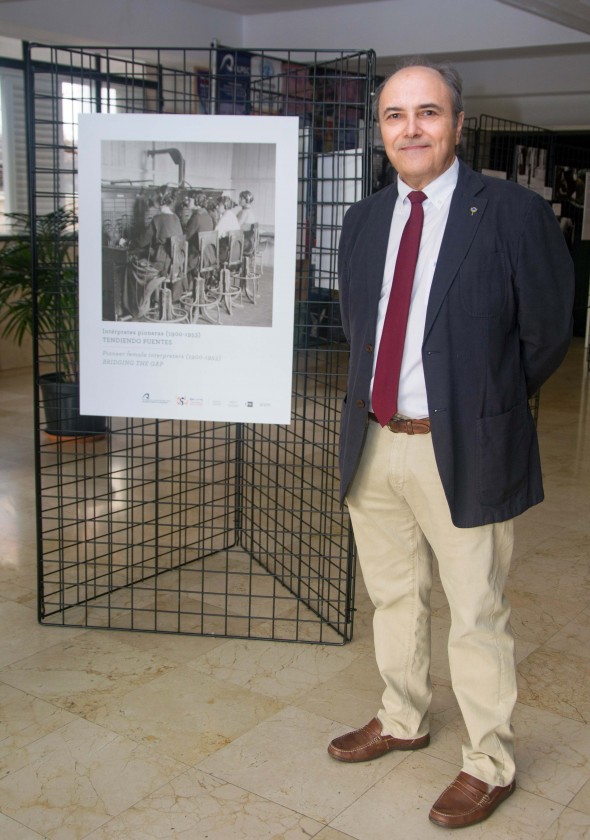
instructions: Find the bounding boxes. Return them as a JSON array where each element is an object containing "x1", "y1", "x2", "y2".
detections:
[{"x1": 346, "y1": 421, "x2": 517, "y2": 786}]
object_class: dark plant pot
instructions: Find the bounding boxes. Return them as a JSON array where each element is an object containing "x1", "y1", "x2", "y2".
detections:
[{"x1": 39, "y1": 373, "x2": 107, "y2": 437}]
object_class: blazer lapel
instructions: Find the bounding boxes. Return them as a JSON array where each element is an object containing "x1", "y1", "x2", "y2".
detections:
[{"x1": 424, "y1": 163, "x2": 487, "y2": 340}]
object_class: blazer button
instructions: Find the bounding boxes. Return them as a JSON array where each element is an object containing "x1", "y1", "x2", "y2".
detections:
[
  {"x1": 365, "y1": 344, "x2": 374, "y2": 353},
  {"x1": 355, "y1": 399, "x2": 366, "y2": 408}
]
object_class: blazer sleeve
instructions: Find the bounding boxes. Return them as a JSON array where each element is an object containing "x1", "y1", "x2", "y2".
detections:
[
  {"x1": 514, "y1": 193, "x2": 574, "y2": 397},
  {"x1": 337, "y1": 205, "x2": 357, "y2": 345}
]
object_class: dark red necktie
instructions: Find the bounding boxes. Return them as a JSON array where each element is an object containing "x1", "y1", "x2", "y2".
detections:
[{"x1": 372, "y1": 190, "x2": 427, "y2": 426}]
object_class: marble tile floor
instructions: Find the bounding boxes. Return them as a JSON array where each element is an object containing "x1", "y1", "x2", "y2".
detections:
[{"x1": 0, "y1": 338, "x2": 589, "y2": 839}]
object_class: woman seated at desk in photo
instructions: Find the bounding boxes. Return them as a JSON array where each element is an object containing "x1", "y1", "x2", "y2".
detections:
[
  {"x1": 215, "y1": 195, "x2": 240, "y2": 234},
  {"x1": 137, "y1": 192, "x2": 183, "y2": 274},
  {"x1": 236, "y1": 190, "x2": 257, "y2": 229}
]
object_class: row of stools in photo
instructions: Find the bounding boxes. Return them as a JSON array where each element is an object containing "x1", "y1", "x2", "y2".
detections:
[{"x1": 127, "y1": 226, "x2": 263, "y2": 324}]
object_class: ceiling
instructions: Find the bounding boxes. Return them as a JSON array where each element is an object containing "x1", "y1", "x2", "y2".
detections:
[
  {"x1": 177, "y1": 0, "x2": 590, "y2": 33},
  {"x1": 497, "y1": 0, "x2": 590, "y2": 35},
  {"x1": 0, "y1": 0, "x2": 385, "y2": 10},
  {"x1": 0, "y1": 0, "x2": 589, "y2": 32},
  {"x1": 175, "y1": 0, "x2": 392, "y2": 11}
]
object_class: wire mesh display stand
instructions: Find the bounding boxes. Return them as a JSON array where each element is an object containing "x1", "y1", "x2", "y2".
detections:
[
  {"x1": 475, "y1": 113, "x2": 567, "y2": 426},
  {"x1": 29, "y1": 44, "x2": 375, "y2": 644}
]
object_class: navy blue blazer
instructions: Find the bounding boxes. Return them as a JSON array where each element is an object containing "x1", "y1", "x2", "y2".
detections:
[{"x1": 338, "y1": 160, "x2": 574, "y2": 527}]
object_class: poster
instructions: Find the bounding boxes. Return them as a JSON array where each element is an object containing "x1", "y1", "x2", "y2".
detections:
[
  {"x1": 250, "y1": 55, "x2": 283, "y2": 114},
  {"x1": 514, "y1": 145, "x2": 547, "y2": 195},
  {"x1": 282, "y1": 62, "x2": 314, "y2": 122},
  {"x1": 78, "y1": 113, "x2": 299, "y2": 424},
  {"x1": 582, "y1": 172, "x2": 590, "y2": 241},
  {"x1": 554, "y1": 165, "x2": 586, "y2": 207},
  {"x1": 216, "y1": 49, "x2": 251, "y2": 115},
  {"x1": 194, "y1": 68, "x2": 211, "y2": 114}
]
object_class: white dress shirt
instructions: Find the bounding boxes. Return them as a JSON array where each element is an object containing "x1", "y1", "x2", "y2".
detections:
[{"x1": 370, "y1": 158, "x2": 459, "y2": 418}]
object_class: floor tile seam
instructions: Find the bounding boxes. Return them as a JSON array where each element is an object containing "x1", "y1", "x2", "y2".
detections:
[
  {"x1": 175, "y1": 765, "x2": 330, "y2": 830},
  {"x1": 520, "y1": 792, "x2": 569, "y2": 834},
  {"x1": 512, "y1": 763, "x2": 590, "y2": 808},
  {"x1": 561, "y1": 800, "x2": 590, "y2": 819},
  {"x1": 513, "y1": 694, "x2": 589, "y2": 727},
  {"x1": 540, "y1": 619, "x2": 590, "y2": 654},
  {"x1": 0, "y1": 681, "x2": 82, "y2": 717},
  {"x1": 518, "y1": 642, "x2": 590, "y2": 670},
  {"x1": 0, "y1": 810, "x2": 45, "y2": 839},
  {"x1": 329, "y1": 751, "x2": 460, "y2": 828},
  {"x1": 512, "y1": 611, "x2": 589, "y2": 646},
  {"x1": 508, "y1": 625, "x2": 572, "y2": 649},
  {"x1": 509, "y1": 541, "x2": 589, "y2": 563},
  {"x1": 510, "y1": 533, "x2": 570, "y2": 559},
  {"x1": 166, "y1": 658, "x2": 313, "y2": 701},
  {"x1": 82, "y1": 702, "x2": 283, "y2": 770},
  {"x1": 71, "y1": 763, "x2": 197, "y2": 840},
  {"x1": 0, "y1": 714, "x2": 85, "y2": 776},
  {"x1": 328, "y1": 751, "x2": 463, "y2": 832},
  {"x1": 0, "y1": 642, "x2": 152, "y2": 678},
  {"x1": 184, "y1": 657, "x2": 366, "y2": 702},
  {"x1": 0, "y1": 718, "x2": 194, "y2": 801},
  {"x1": 0, "y1": 653, "x2": 182, "y2": 707},
  {"x1": 506, "y1": 588, "x2": 589, "y2": 614},
  {"x1": 192, "y1": 707, "x2": 407, "y2": 821}
]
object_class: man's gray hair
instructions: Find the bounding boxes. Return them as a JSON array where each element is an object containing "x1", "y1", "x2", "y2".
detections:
[{"x1": 373, "y1": 57, "x2": 464, "y2": 125}]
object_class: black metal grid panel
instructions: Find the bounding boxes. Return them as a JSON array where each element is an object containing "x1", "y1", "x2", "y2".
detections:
[
  {"x1": 29, "y1": 45, "x2": 375, "y2": 643},
  {"x1": 475, "y1": 113, "x2": 551, "y2": 183},
  {"x1": 460, "y1": 116, "x2": 478, "y2": 169},
  {"x1": 550, "y1": 139, "x2": 590, "y2": 346},
  {"x1": 475, "y1": 115, "x2": 590, "y2": 405},
  {"x1": 475, "y1": 114, "x2": 556, "y2": 426}
]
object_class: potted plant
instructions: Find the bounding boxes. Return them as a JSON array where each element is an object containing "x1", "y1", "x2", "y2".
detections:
[{"x1": 0, "y1": 207, "x2": 106, "y2": 437}]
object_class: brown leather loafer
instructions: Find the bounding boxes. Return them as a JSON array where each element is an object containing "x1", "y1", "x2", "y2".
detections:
[
  {"x1": 327, "y1": 717, "x2": 429, "y2": 763},
  {"x1": 429, "y1": 771, "x2": 516, "y2": 828}
]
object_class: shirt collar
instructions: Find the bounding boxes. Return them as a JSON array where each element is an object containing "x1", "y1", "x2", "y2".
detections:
[{"x1": 397, "y1": 157, "x2": 459, "y2": 209}]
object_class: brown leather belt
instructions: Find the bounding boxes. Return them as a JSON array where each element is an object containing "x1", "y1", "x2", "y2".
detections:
[{"x1": 368, "y1": 412, "x2": 431, "y2": 434}]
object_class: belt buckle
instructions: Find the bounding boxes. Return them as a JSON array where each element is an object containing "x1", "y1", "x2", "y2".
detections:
[{"x1": 387, "y1": 418, "x2": 405, "y2": 434}]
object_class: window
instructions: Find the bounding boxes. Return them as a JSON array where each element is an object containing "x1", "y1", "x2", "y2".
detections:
[
  {"x1": 61, "y1": 81, "x2": 118, "y2": 148},
  {"x1": 0, "y1": 84, "x2": 4, "y2": 224},
  {"x1": 0, "y1": 68, "x2": 27, "y2": 234},
  {"x1": 0, "y1": 66, "x2": 123, "y2": 229}
]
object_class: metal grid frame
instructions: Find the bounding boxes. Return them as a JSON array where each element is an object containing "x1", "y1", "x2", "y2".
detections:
[
  {"x1": 29, "y1": 44, "x2": 376, "y2": 644},
  {"x1": 476, "y1": 113, "x2": 590, "y2": 394}
]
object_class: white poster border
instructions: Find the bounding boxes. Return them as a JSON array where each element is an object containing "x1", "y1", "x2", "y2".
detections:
[{"x1": 78, "y1": 113, "x2": 299, "y2": 424}]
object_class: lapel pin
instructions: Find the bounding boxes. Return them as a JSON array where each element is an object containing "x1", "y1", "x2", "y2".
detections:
[{"x1": 470, "y1": 206, "x2": 478, "y2": 215}]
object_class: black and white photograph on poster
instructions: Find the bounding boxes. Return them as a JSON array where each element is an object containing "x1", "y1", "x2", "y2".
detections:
[
  {"x1": 554, "y1": 165, "x2": 587, "y2": 208},
  {"x1": 514, "y1": 145, "x2": 547, "y2": 195},
  {"x1": 582, "y1": 172, "x2": 590, "y2": 241},
  {"x1": 78, "y1": 114, "x2": 299, "y2": 424},
  {"x1": 99, "y1": 141, "x2": 275, "y2": 327}
]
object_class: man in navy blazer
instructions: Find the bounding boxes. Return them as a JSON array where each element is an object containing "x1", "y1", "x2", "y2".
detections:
[{"x1": 328, "y1": 59, "x2": 574, "y2": 829}]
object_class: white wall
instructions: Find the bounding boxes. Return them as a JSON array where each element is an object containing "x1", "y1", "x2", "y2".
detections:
[
  {"x1": 0, "y1": 0, "x2": 242, "y2": 48},
  {"x1": 1, "y1": 0, "x2": 589, "y2": 128},
  {"x1": 242, "y1": 0, "x2": 586, "y2": 57},
  {"x1": 241, "y1": 0, "x2": 590, "y2": 129},
  {"x1": 456, "y1": 48, "x2": 590, "y2": 129}
]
